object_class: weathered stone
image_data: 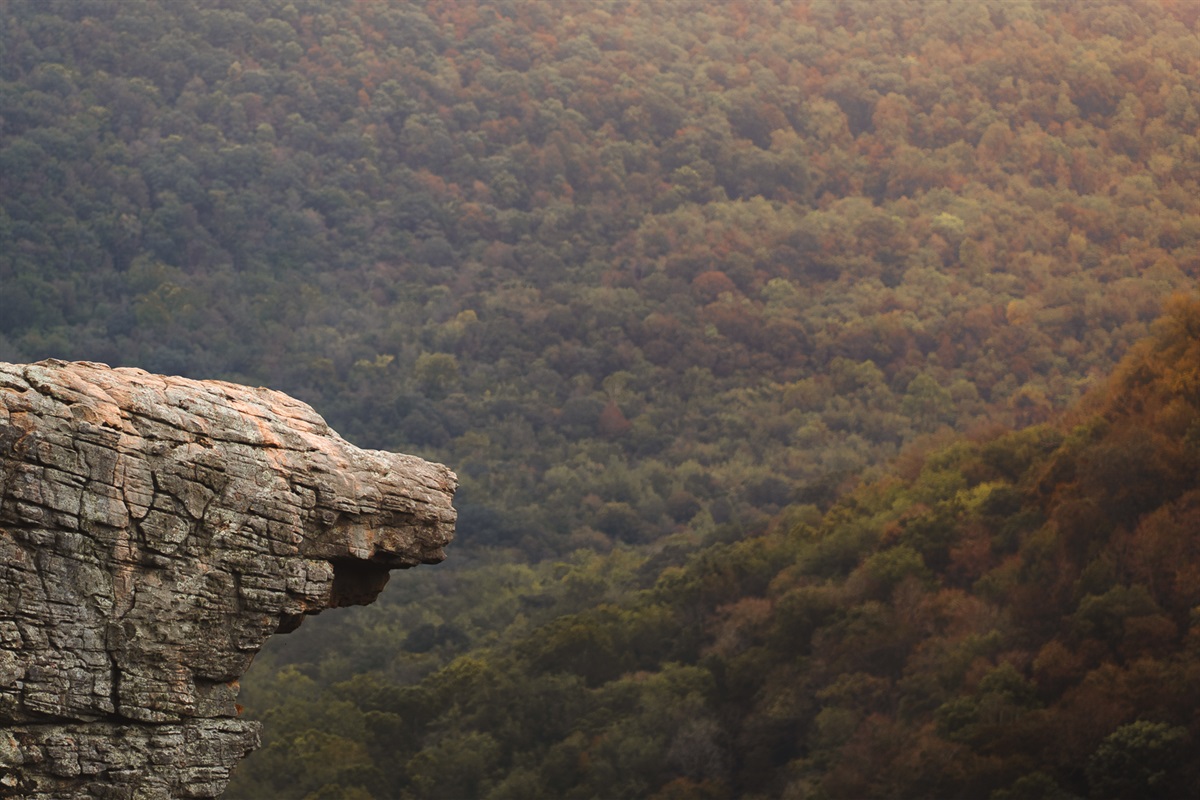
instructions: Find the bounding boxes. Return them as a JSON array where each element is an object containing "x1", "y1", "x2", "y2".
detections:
[{"x1": 0, "y1": 360, "x2": 457, "y2": 798}]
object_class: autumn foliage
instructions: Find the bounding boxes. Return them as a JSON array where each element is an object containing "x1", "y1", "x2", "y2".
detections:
[
  {"x1": 4, "y1": 0, "x2": 1200, "y2": 796},
  {"x1": 231, "y1": 298, "x2": 1200, "y2": 798}
]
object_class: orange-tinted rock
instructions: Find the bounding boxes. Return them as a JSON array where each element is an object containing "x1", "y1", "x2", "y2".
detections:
[{"x1": 0, "y1": 361, "x2": 456, "y2": 798}]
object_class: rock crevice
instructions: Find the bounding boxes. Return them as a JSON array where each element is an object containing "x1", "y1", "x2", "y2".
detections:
[{"x1": 0, "y1": 361, "x2": 456, "y2": 798}]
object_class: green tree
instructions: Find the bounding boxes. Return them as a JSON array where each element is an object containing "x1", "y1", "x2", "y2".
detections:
[{"x1": 1086, "y1": 721, "x2": 1188, "y2": 799}]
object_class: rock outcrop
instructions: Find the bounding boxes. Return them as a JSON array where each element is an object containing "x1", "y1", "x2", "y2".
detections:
[{"x1": 0, "y1": 361, "x2": 457, "y2": 798}]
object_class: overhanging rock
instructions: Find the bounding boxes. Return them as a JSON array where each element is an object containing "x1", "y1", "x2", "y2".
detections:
[{"x1": 0, "y1": 361, "x2": 457, "y2": 798}]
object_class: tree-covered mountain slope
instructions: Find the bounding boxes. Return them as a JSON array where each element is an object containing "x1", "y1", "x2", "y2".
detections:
[
  {"x1": 5, "y1": 0, "x2": 1200, "y2": 555},
  {"x1": 7, "y1": 1, "x2": 1200, "y2": 796},
  {"x1": 230, "y1": 294, "x2": 1200, "y2": 800}
]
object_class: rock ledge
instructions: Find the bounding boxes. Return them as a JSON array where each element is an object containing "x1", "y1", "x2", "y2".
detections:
[{"x1": 0, "y1": 361, "x2": 457, "y2": 798}]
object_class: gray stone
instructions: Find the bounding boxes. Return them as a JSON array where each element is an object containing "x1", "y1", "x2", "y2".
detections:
[{"x1": 0, "y1": 360, "x2": 457, "y2": 798}]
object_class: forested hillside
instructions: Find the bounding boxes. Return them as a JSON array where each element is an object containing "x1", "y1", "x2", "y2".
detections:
[
  {"x1": 229, "y1": 296, "x2": 1200, "y2": 799},
  {"x1": 5, "y1": 0, "x2": 1200, "y2": 797},
  {"x1": 7, "y1": 0, "x2": 1200, "y2": 554}
]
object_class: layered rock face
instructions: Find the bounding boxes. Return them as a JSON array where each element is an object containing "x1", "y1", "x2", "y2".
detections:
[{"x1": 0, "y1": 361, "x2": 457, "y2": 798}]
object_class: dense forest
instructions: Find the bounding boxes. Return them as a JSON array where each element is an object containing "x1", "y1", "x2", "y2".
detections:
[
  {"x1": 9, "y1": 0, "x2": 1200, "y2": 554},
  {"x1": 3, "y1": 0, "x2": 1200, "y2": 796},
  {"x1": 232, "y1": 295, "x2": 1200, "y2": 799}
]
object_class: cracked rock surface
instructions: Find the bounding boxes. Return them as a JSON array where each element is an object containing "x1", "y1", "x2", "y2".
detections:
[{"x1": 0, "y1": 361, "x2": 457, "y2": 798}]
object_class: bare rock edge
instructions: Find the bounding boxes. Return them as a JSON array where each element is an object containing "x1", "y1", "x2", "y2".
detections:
[{"x1": 0, "y1": 361, "x2": 457, "y2": 798}]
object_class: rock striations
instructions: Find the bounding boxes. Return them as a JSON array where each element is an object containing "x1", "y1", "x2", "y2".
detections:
[{"x1": 0, "y1": 361, "x2": 457, "y2": 798}]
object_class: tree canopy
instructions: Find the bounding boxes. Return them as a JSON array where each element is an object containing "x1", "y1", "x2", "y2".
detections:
[
  {"x1": 230, "y1": 294, "x2": 1200, "y2": 799},
  {"x1": 4, "y1": 0, "x2": 1200, "y2": 796}
]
